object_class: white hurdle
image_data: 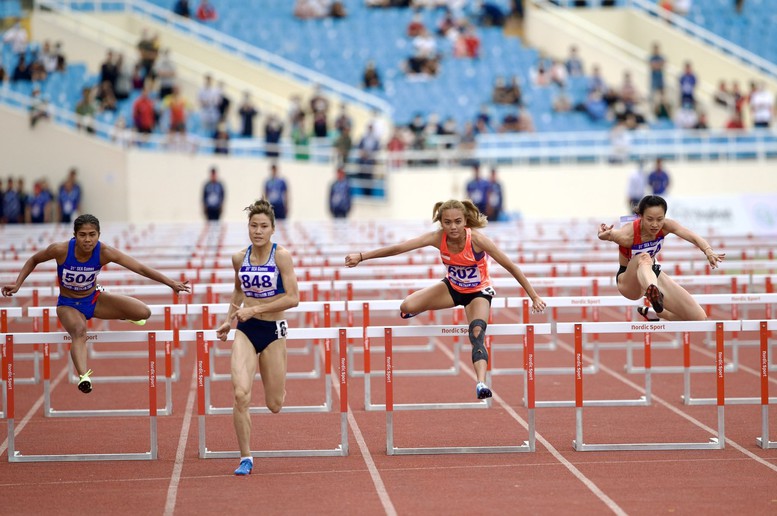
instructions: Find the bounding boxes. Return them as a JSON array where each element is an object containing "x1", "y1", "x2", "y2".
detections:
[
  {"x1": 3, "y1": 330, "x2": 162, "y2": 462},
  {"x1": 192, "y1": 328, "x2": 352, "y2": 458},
  {"x1": 382, "y1": 323, "x2": 551, "y2": 455},
  {"x1": 556, "y1": 321, "x2": 738, "y2": 451},
  {"x1": 742, "y1": 320, "x2": 777, "y2": 449}
]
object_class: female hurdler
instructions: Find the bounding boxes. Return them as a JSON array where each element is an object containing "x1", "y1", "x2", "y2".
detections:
[
  {"x1": 1, "y1": 214, "x2": 191, "y2": 393},
  {"x1": 216, "y1": 199, "x2": 300, "y2": 476},
  {"x1": 598, "y1": 195, "x2": 725, "y2": 321},
  {"x1": 345, "y1": 199, "x2": 546, "y2": 400}
]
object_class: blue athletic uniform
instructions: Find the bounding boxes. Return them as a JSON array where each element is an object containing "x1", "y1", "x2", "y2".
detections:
[
  {"x1": 57, "y1": 238, "x2": 103, "y2": 319},
  {"x1": 236, "y1": 244, "x2": 288, "y2": 353}
]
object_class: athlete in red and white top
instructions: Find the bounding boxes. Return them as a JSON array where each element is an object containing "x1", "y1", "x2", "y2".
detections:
[
  {"x1": 345, "y1": 199, "x2": 545, "y2": 400},
  {"x1": 598, "y1": 195, "x2": 725, "y2": 321}
]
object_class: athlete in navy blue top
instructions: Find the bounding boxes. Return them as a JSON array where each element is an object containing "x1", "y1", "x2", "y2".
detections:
[
  {"x1": 215, "y1": 199, "x2": 299, "y2": 476},
  {"x1": 598, "y1": 195, "x2": 725, "y2": 322},
  {"x1": 2, "y1": 214, "x2": 191, "y2": 394}
]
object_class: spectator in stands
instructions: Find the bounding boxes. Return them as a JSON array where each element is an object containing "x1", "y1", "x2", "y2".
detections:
[
  {"x1": 550, "y1": 59, "x2": 567, "y2": 88},
  {"x1": 438, "y1": 116, "x2": 459, "y2": 149},
  {"x1": 162, "y1": 85, "x2": 190, "y2": 141},
  {"x1": 330, "y1": 1, "x2": 347, "y2": 18},
  {"x1": 453, "y1": 24, "x2": 481, "y2": 59},
  {"x1": 15, "y1": 178, "x2": 27, "y2": 224},
  {"x1": 329, "y1": 166, "x2": 352, "y2": 219},
  {"x1": 2, "y1": 21, "x2": 28, "y2": 56},
  {"x1": 198, "y1": 73, "x2": 221, "y2": 135},
  {"x1": 153, "y1": 48, "x2": 177, "y2": 100},
  {"x1": 28, "y1": 86, "x2": 50, "y2": 129},
  {"x1": 648, "y1": 42, "x2": 665, "y2": 102},
  {"x1": 565, "y1": 45, "x2": 584, "y2": 76},
  {"x1": 132, "y1": 84, "x2": 157, "y2": 138},
  {"x1": 713, "y1": 80, "x2": 731, "y2": 108},
  {"x1": 137, "y1": 28, "x2": 160, "y2": 79},
  {"x1": 485, "y1": 167, "x2": 504, "y2": 222},
  {"x1": 75, "y1": 87, "x2": 97, "y2": 134},
  {"x1": 309, "y1": 85, "x2": 329, "y2": 118},
  {"x1": 99, "y1": 50, "x2": 118, "y2": 93},
  {"x1": 264, "y1": 162, "x2": 289, "y2": 220},
  {"x1": 674, "y1": 101, "x2": 698, "y2": 129},
  {"x1": 293, "y1": 0, "x2": 328, "y2": 19},
  {"x1": 213, "y1": 121, "x2": 230, "y2": 155},
  {"x1": 356, "y1": 123, "x2": 381, "y2": 196},
  {"x1": 95, "y1": 80, "x2": 118, "y2": 112},
  {"x1": 173, "y1": 0, "x2": 191, "y2": 18},
  {"x1": 465, "y1": 164, "x2": 489, "y2": 214},
  {"x1": 111, "y1": 114, "x2": 133, "y2": 147},
  {"x1": 2, "y1": 177, "x2": 22, "y2": 224},
  {"x1": 202, "y1": 165, "x2": 225, "y2": 221},
  {"x1": 238, "y1": 91, "x2": 259, "y2": 138},
  {"x1": 609, "y1": 120, "x2": 631, "y2": 164},
  {"x1": 58, "y1": 168, "x2": 82, "y2": 224},
  {"x1": 627, "y1": 160, "x2": 647, "y2": 213},
  {"x1": 195, "y1": 0, "x2": 218, "y2": 22},
  {"x1": 725, "y1": 110, "x2": 744, "y2": 130},
  {"x1": 131, "y1": 62, "x2": 147, "y2": 91},
  {"x1": 588, "y1": 63, "x2": 606, "y2": 94},
  {"x1": 39, "y1": 40, "x2": 58, "y2": 75},
  {"x1": 407, "y1": 11, "x2": 426, "y2": 37},
  {"x1": 386, "y1": 127, "x2": 408, "y2": 168},
  {"x1": 647, "y1": 158, "x2": 670, "y2": 195},
  {"x1": 531, "y1": 60, "x2": 551, "y2": 87},
  {"x1": 678, "y1": 61, "x2": 697, "y2": 108},
  {"x1": 749, "y1": 81, "x2": 775, "y2": 128},
  {"x1": 653, "y1": 89, "x2": 672, "y2": 120},
  {"x1": 10, "y1": 54, "x2": 31, "y2": 83},
  {"x1": 693, "y1": 111, "x2": 709, "y2": 130},
  {"x1": 27, "y1": 180, "x2": 52, "y2": 224},
  {"x1": 552, "y1": 88, "x2": 572, "y2": 113},
  {"x1": 436, "y1": 8, "x2": 457, "y2": 37},
  {"x1": 619, "y1": 71, "x2": 640, "y2": 110},
  {"x1": 113, "y1": 53, "x2": 131, "y2": 100},
  {"x1": 334, "y1": 102, "x2": 353, "y2": 134},
  {"x1": 28, "y1": 50, "x2": 47, "y2": 82},
  {"x1": 579, "y1": 90, "x2": 608, "y2": 122},
  {"x1": 263, "y1": 113, "x2": 283, "y2": 158},
  {"x1": 498, "y1": 111, "x2": 520, "y2": 133},
  {"x1": 334, "y1": 123, "x2": 353, "y2": 165},
  {"x1": 54, "y1": 41, "x2": 67, "y2": 72},
  {"x1": 476, "y1": 1, "x2": 507, "y2": 27},
  {"x1": 290, "y1": 113, "x2": 310, "y2": 160},
  {"x1": 362, "y1": 60, "x2": 382, "y2": 89}
]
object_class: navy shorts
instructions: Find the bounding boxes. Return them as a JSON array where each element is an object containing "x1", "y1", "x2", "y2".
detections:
[
  {"x1": 616, "y1": 263, "x2": 662, "y2": 283},
  {"x1": 236, "y1": 318, "x2": 288, "y2": 354},
  {"x1": 57, "y1": 290, "x2": 100, "y2": 320},
  {"x1": 442, "y1": 278, "x2": 494, "y2": 308}
]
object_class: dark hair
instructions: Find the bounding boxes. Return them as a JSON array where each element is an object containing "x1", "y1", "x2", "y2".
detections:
[
  {"x1": 244, "y1": 199, "x2": 276, "y2": 228},
  {"x1": 73, "y1": 214, "x2": 100, "y2": 233},
  {"x1": 432, "y1": 199, "x2": 487, "y2": 228},
  {"x1": 636, "y1": 195, "x2": 667, "y2": 216}
]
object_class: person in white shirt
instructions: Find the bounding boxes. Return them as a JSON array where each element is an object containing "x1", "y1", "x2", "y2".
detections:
[{"x1": 749, "y1": 82, "x2": 774, "y2": 128}]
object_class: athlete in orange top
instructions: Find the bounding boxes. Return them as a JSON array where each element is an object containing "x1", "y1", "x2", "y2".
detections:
[
  {"x1": 345, "y1": 199, "x2": 545, "y2": 399},
  {"x1": 598, "y1": 195, "x2": 725, "y2": 321}
]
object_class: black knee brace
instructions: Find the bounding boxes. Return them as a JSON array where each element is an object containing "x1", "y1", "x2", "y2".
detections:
[{"x1": 469, "y1": 319, "x2": 488, "y2": 364}]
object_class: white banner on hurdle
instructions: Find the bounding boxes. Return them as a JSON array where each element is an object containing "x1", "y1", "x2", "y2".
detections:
[
  {"x1": 191, "y1": 328, "x2": 351, "y2": 458},
  {"x1": 3, "y1": 331, "x2": 160, "y2": 462},
  {"x1": 556, "y1": 321, "x2": 738, "y2": 451},
  {"x1": 742, "y1": 320, "x2": 777, "y2": 449},
  {"x1": 383, "y1": 324, "x2": 551, "y2": 455}
]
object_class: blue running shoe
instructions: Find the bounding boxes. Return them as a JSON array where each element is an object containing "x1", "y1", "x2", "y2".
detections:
[
  {"x1": 400, "y1": 311, "x2": 418, "y2": 319},
  {"x1": 234, "y1": 458, "x2": 253, "y2": 476},
  {"x1": 476, "y1": 382, "x2": 492, "y2": 400}
]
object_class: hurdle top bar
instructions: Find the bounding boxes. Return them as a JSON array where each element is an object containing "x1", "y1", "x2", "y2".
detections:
[
  {"x1": 365, "y1": 323, "x2": 552, "y2": 338},
  {"x1": 556, "y1": 320, "x2": 742, "y2": 334}
]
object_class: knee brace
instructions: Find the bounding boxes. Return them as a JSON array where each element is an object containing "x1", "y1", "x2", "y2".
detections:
[{"x1": 469, "y1": 319, "x2": 489, "y2": 364}]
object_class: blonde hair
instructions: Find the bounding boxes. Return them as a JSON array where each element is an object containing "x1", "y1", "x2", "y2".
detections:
[
  {"x1": 432, "y1": 199, "x2": 487, "y2": 228},
  {"x1": 244, "y1": 199, "x2": 276, "y2": 227}
]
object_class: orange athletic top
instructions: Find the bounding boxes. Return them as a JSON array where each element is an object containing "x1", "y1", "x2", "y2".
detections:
[
  {"x1": 618, "y1": 218, "x2": 666, "y2": 261},
  {"x1": 440, "y1": 228, "x2": 492, "y2": 294}
]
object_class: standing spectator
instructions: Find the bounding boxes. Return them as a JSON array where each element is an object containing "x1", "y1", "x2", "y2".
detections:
[
  {"x1": 136, "y1": 29, "x2": 159, "y2": 80},
  {"x1": 485, "y1": 167, "x2": 504, "y2": 222},
  {"x1": 132, "y1": 84, "x2": 157, "y2": 136},
  {"x1": 28, "y1": 86, "x2": 50, "y2": 129},
  {"x1": 264, "y1": 163, "x2": 289, "y2": 220},
  {"x1": 153, "y1": 48, "x2": 177, "y2": 100},
  {"x1": 216, "y1": 80, "x2": 231, "y2": 123},
  {"x1": 99, "y1": 50, "x2": 118, "y2": 93},
  {"x1": 333, "y1": 123, "x2": 353, "y2": 165},
  {"x1": 11, "y1": 54, "x2": 31, "y2": 83},
  {"x1": 15, "y1": 178, "x2": 27, "y2": 223},
  {"x1": 114, "y1": 53, "x2": 132, "y2": 101},
  {"x1": 40, "y1": 40, "x2": 59, "y2": 75},
  {"x1": 362, "y1": 60, "x2": 382, "y2": 89},
  {"x1": 264, "y1": 113, "x2": 284, "y2": 158},
  {"x1": 75, "y1": 86, "x2": 97, "y2": 134},
  {"x1": 198, "y1": 74, "x2": 221, "y2": 135},
  {"x1": 238, "y1": 91, "x2": 259, "y2": 138},
  {"x1": 2, "y1": 21, "x2": 29, "y2": 56},
  {"x1": 212, "y1": 121, "x2": 230, "y2": 155},
  {"x1": 329, "y1": 166, "x2": 352, "y2": 219},
  {"x1": 647, "y1": 42, "x2": 665, "y2": 102},
  {"x1": 173, "y1": 0, "x2": 191, "y2": 17},
  {"x1": 162, "y1": 85, "x2": 190, "y2": 148},
  {"x1": 202, "y1": 166, "x2": 225, "y2": 221},
  {"x1": 565, "y1": 45, "x2": 584, "y2": 76},
  {"x1": 356, "y1": 123, "x2": 381, "y2": 196},
  {"x1": 749, "y1": 82, "x2": 774, "y2": 128},
  {"x1": 95, "y1": 80, "x2": 118, "y2": 112},
  {"x1": 465, "y1": 164, "x2": 490, "y2": 214},
  {"x1": 2, "y1": 177, "x2": 22, "y2": 224},
  {"x1": 27, "y1": 181, "x2": 52, "y2": 224},
  {"x1": 59, "y1": 168, "x2": 82, "y2": 223},
  {"x1": 678, "y1": 61, "x2": 697, "y2": 108},
  {"x1": 334, "y1": 102, "x2": 353, "y2": 135},
  {"x1": 626, "y1": 160, "x2": 647, "y2": 213},
  {"x1": 647, "y1": 158, "x2": 670, "y2": 196},
  {"x1": 196, "y1": 0, "x2": 218, "y2": 22}
]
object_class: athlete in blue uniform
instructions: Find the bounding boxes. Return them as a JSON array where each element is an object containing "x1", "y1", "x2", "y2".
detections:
[
  {"x1": 598, "y1": 195, "x2": 725, "y2": 321},
  {"x1": 1, "y1": 214, "x2": 191, "y2": 393},
  {"x1": 215, "y1": 199, "x2": 300, "y2": 476}
]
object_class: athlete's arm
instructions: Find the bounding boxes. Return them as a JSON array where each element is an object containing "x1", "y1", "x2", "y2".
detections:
[
  {"x1": 217, "y1": 250, "x2": 248, "y2": 340},
  {"x1": 663, "y1": 219, "x2": 725, "y2": 268},
  {"x1": 345, "y1": 231, "x2": 440, "y2": 267},
  {"x1": 237, "y1": 246, "x2": 300, "y2": 320},
  {"x1": 472, "y1": 232, "x2": 546, "y2": 313},
  {"x1": 102, "y1": 245, "x2": 191, "y2": 293},
  {"x1": 1, "y1": 242, "x2": 66, "y2": 297},
  {"x1": 598, "y1": 222, "x2": 633, "y2": 247}
]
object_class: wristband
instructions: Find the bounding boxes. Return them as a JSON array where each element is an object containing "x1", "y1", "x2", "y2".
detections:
[{"x1": 359, "y1": 252, "x2": 363, "y2": 263}]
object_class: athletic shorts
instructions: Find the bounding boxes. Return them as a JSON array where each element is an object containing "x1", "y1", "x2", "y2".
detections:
[
  {"x1": 616, "y1": 263, "x2": 661, "y2": 283},
  {"x1": 57, "y1": 290, "x2": 101, "y2": 320},
  {"x1": 442, "y1": 278, "x2": 494, "y2": 308},
  {"x1": 236, "y1": 318, "x2": 288, "y2": 354}
]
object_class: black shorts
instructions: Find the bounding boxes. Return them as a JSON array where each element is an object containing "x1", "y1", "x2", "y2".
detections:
[
  {"x1": 442, "y1": 278, "x2": 494, "y2": 308},
  {"x1": 236, "y1": 318, "x2": 288, "y2": 354},
  {"x1": 616, "y1": 263, "x2": 661, "y2": 283}
]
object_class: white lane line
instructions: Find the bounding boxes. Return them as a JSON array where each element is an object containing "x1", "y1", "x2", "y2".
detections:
[{"x1": 164, "y1": 362, "x2": 198, "y2": 516}]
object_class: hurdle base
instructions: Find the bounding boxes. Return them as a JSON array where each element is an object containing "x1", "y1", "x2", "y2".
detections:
[
  {"x1": 682, "y1": 395, "x2": 777, "y2": 406},
  {"x1": 755, "y1": 437, "x2": 777, "y2": 449},
  {"x1": 573, "y1": 438, "x2": 721, "y2": 452},
  {"x1": 200, "y1": 447, "x2": 348, "y2": 459},
  {"x1": 389, "y1": 443, "x2": 532, "y2": 455},
  {"x1": 206, "y1": 403, "x2": 331, "y2": 415},
  {"x1": 531, "y1": 396, "x2": 648, "y2": 408},
  {"x1": 367, "y1": 400, "x2": 489, "y2": 411},
  {"x1": 10, "y1": 451, "x2": 156, "y2": 462}
]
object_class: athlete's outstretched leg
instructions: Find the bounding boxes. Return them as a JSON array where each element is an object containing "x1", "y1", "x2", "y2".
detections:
[
  {"x1": 57, "y1": 306, "x2": 92, "y2": 393},
  {"x1": 465, "y1": 298, "x2": 492, "y2": 399}
]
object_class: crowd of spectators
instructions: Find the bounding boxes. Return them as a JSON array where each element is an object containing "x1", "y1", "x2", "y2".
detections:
[{"x1": 0, "y1": 167, "x2": 81, "y2": 225}]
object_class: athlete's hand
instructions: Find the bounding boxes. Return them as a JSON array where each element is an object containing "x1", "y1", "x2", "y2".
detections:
[
  {"x1": 171, "y1": 280, "x2": 191, "y2": 294},
  {"x1": 1, "y1": 284, "x2": 19, "y2": 297},
  {"x1": 216, "y1": 321, "x2": 231, "y2": 341},
  {"x1": 531, "y1": 296, "x2": 546, "y2": 313},
  {"x1": 344, "y1": 253, "x2": 363, "y2": 268},
  {"x1": 705, "y1": 249, "x2": 726, "y2": 270},
  {"x1": 231, "y1": 303, "x2": 257, "y2": 322},
  {"x1": 597, "y1": 224, "x2": 614, "y2": 242}
]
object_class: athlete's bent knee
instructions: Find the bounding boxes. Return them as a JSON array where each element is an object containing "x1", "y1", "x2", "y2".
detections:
[
  {"x1": 469, "y1": 319, "x2": 488, "y2": 364},
  {"x1": 233, "y1": 388, "x2": 252, "y2": 412},
  {"x1": 266, "y1": 396, "x2": 283, "y2": 414},
  {"x1": 637, "y1": 253, "x2": 653, "y2": 267}
]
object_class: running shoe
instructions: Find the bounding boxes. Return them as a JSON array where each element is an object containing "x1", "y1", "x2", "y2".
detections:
[
  {"x1": 645, "y1": 284, "x2": 664, "y2": 313},
  {"x1": 476, "y1": 382, "x2": 492, "y2": 400},
  {"x1": 78, "y1": 369, "x2": 93, "y2": 394},
  {"x1": 234, "y1": 458, "x2": 253, "y2": 476},
  {"x1": 637, "y1": 306, "x2": 659, "y2": 322},
  {"x1": 400, "y1": 311, "x2": 418, "y2": 319},
  {"x1": 128, "y1": 319, "x2": 147, "y2": 326}
]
